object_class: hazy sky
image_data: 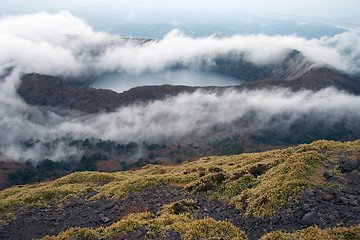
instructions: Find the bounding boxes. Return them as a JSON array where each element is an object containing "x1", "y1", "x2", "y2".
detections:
[{"x1": 0, "y1": 0, "x2": 359, "y2": 30}]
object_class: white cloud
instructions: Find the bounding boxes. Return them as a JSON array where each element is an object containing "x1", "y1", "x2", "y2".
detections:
[
  {"x1": 0, "y1": 12, "x2": 360, "y2": 162},
  {"x1": 0, "y1": 11, "x2": 360, "y2": 78},
  {"x1": 1, "y1": 70, "x2": 360, "y2": 162}
]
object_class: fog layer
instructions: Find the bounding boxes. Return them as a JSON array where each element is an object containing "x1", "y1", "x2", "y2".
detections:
[
  {"x1": 0, "y1": 12, "x2": 360, "y2": 162},
  {"x1": 0, "y1": 11, "x2": 360, "y2": 79},
  {"x1": 1, "y1": 69, "x2": 360, "y2": 162}
]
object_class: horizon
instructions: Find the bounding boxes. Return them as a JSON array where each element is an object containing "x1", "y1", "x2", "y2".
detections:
[{"x1": 0, "y1": 0, "x2": 359, "y2": 38}]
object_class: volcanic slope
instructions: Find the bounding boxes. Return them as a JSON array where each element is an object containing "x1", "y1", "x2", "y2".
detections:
[
  {"x1": 18, "y1": 66, "x2": 360, "y2": 114},
  {"x1": 0, "y1": 140, "x2": 359, "y2": 240}
]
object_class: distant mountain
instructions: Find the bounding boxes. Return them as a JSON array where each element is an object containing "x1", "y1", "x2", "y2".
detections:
[
  {"x1": 19, "y1": 73, "x2": 197, "y2": 113},
  {"x1": 18, "y1": 65, "x2": 360, "y2": 114},
  {"x1": 210, "y1": 49, "x2": 312, "y2": 81},
  {"x1": 239, "y1": 67, "x2": 360, "y2": 94}
]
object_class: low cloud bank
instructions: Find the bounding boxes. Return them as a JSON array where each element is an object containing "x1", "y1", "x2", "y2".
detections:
[
  {"x1": 1, "y1": 70, "x2": 360, "y2": 162},
  {"x1": 0, "y1": 12, "x2": 360, "y2": 162},
  {"x1": 0, "y1": 11, "x2": 359, "y2": 79}
]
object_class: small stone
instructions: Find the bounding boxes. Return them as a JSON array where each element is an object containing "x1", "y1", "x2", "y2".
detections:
[
  {"x1": 348, "y1": 195, "x2": 358, "y2": 206},
  {"x1": 328, "y1": 214, "x2": 336, "y2": 221},
  {"x1": 207, "y1": 190, "x2": 214, "y2": 195},
  {"x1": 349, "y1": 199, "x2": 358, "y2": 206},
  {"x1": 214, "y1": 173, "x2": 226, "y2": 183},
  {"x1": 348, "y1": 194, "x2": 357, "y2": 200},
  {"x1": 125, "y1": 229, "x2": 145, "y2": 239},
  {"x1": 249, "y1": 164, "x2": 267, "y2": 177},
  {"x1": 326, "y1": 176, "x2": 338, "y2": 182},
  {"x1": 339, "y1": 178, "x2": 347, "y2": 184},
  {"x1": 48, "y1": 228, "x2": 57, "y2": 235},
  {"x1": 305, "y1": 190, "x2": 315, "y2": 197},
  {"x1": 301, "y1": 212, "x2": 319, "y2": 225},
  {"x1": 323, "y1": 171, "x2": 334, "y2": 179},
  {"x1": 87, "y1": 191, "x2": 98, "y2": 198},
  {"x1": 198, "y1": 182, "x2": 215, "y2": 192},
  {"x1": 208, "y1": 167, "x2": 223, "y2": 173},
  {"x1": 321, "y1": 193, "x2": 334, "y2": 201},
  {"x1": 339, "y1": 197, "x2": 349, "y2": 204},
  {"x1": 166, "y1": 229, "x2": 181, "y2": 239},
  {"x1": 104, "y1": 202, "x2": 116, "y2": 210},
  {"x1": 99, "y1": 214, "x2": 110, "y2": 223}
]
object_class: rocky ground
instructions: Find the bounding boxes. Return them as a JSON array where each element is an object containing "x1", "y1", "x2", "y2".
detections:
[{"x1": 0, "y1": 158, "x2": 359, "y2": 240}]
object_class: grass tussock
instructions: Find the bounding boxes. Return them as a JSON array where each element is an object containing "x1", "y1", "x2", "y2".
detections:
[
  {"x1": 261, "y1": 224, "x2": 360, "y2": 240},
  {"x1": 41, "y1": 200, "x2": 247, "y2": 240},
  {"x1": 0, "y1": 140, "x2": 359, "y2": 220}
]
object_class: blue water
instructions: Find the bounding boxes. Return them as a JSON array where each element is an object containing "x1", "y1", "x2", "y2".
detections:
[{"x1": 91, "y1": 69, "x2": 244, "y2": 93}]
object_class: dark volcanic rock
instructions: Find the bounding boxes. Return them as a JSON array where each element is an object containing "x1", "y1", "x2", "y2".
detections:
[
  {"x1": 120, "y1": 228, "x2": 147, "y2": 240},
  {"x1": 1, "y1": 180, "x2": 359, "y2": 240},
  {"x1": 321, "y1": 193, "x2": 334, "y2": 201},
  {"x1": 198, "y1": 182, "x2": 215, "y2": 192},
  {"x1": 120, "y1": 228, "x2": 181, "y2": 240},
  {"x1": 339, "y1": 158, "x2": 359, "y2": 173},
  {"x1": 323, "y1": 171, "x2": 334, "y2": 179},
  {"x1": 208, "y1": 167, "x2": 223, "y2": 173},
  {"x1": 301, "y1": 212, "x2": 320, "y2": 225},
  {"x1": 214, "y1": 172, "x2": 226, "y2": 183},
  {"x1": 249, "y1": 164, "x2": 267, "y2": 177},
  {"x1": 172, "y1": 202, "x2": 188, "y2": 215}
]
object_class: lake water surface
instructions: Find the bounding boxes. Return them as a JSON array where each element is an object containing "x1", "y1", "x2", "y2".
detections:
[{"x1": 91, "y1": 69, "x2": 244, "y2": 93}]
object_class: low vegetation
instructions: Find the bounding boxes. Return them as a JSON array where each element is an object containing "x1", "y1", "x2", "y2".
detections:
[
  {"x1": 0, "y1": 140, "x2": 359, "y2": 238},
  {"x1": 41, "y1": 199, "x2": 248, "y2": 240},
  {"x1": 1, "y1": 140, "x2": 359, "y2": 215},
  {"x1": 262, "y1": 225, "x2": 360, "y2": 240}
]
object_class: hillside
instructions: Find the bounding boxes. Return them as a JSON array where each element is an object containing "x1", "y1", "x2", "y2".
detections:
[
  {"x1": 239, "y1": 67, "x2": 360, "y2": 94},
  {"x1": 0, "y1": 140, "x2": 359, "y2": 239},
  {"x1": 18, "y1": 73, "x2": 198, "y2": 113},
  {"x1": 4, "y1": 67, "x2": 359, "y2": 190},
  {"x1": 210, "y1": 49, "x2": 312, "y2": 81},
  {"x1": 18, "y1": 66, "x2": 360, "y2": 114}
]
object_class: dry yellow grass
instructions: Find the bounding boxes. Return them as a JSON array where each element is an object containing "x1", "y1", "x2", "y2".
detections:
[
  {"x1": 261, "y1": 224, "x2": 360, "y2": 240},
  {"x1": 41, "y1": 200, "x2": 248, "y2": 240},
  {"x1": 0, "y1": 140, "x2": 359, "y2": 224}
]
